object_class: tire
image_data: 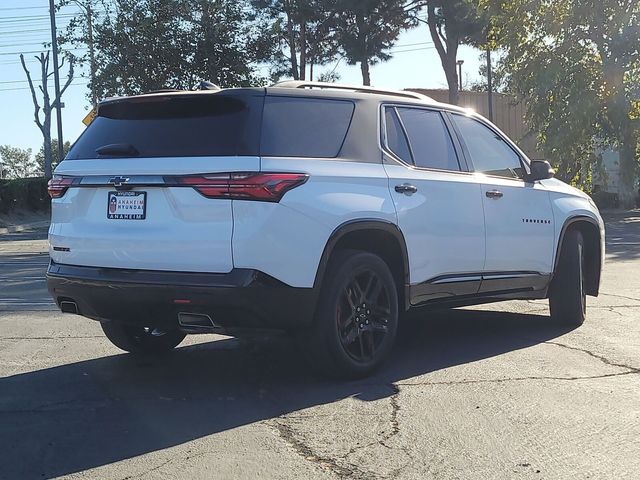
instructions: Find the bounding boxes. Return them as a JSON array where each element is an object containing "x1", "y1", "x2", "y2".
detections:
[
  {"x1": 100, "y1": 321, "x2": 186, "y2": 354},
  {"x1": 549, "y1": 229, "x2": 586, "y2": 326},
  {"x1": 302, "y1": 249, "x2": 399, "y2": 378}
]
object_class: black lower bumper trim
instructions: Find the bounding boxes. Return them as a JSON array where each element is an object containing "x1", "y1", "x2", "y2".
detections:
[{"x1": 47, "y1": 262, "x2": 318, "y2": 331}]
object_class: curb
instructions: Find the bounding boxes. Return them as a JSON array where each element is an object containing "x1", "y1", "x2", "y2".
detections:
[{"x1": 0, "y1": 221, "x2": 50, "y2": 235}]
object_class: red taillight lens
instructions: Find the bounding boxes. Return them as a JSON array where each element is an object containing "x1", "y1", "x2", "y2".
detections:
[
  {"x1": 177, "y1": 174, "x2": 229, "y2": 198},
  {"x1": 175, "y1": 172, "x2": 308, "y2": 202},
  {"x1": 48, "y1": 177, "x2": 74, "y2": 198}
]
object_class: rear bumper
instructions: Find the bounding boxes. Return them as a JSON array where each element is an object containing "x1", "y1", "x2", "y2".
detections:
[{"x1": 46, "y1": 262, "x2": 318, "y2": 331}]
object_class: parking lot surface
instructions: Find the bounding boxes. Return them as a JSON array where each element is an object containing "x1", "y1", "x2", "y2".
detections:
[{"x1": 1, "y1": 212, "x2": 639, "y2": 480}]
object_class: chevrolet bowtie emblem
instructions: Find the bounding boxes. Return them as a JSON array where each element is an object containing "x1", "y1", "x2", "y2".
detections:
[{"x1": 108, "y1": 176, "x2": 130, "y2": 187}]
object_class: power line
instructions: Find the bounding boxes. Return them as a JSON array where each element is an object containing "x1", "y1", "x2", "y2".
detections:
[
  {"x1": 0, "y1": 21, "x2": 74, "y2": 29},
  {"x1": 393, "y1": 41, "x2": 434, "y2": 49},
  {"x1": 0, "y1": 79, "x2": 53, "y2": 85},
  {"x1": 0, "y1": 14, "x2": 75, "y2": 21},
  {"x1": 0, "y1": 47, "x2": 87, "y2": 56},
  {"x1": 0, "y1": 81, "x2": 87, "y2": 92},
  {"x1": 391, "y1": 46, "x2": 436, "y2": 54},
  {"x1": 0, "y1": 73, "x2": 90, "y2": 84},
  {"x1": 0, "y1": 6, "x2": 51, "y2": 11},
  {"x1": 0, "y1": 42, "x2": 52, "y2": 48},
  {"x1": 0, "y1": 28, "x2": 52, "y2": 35}
]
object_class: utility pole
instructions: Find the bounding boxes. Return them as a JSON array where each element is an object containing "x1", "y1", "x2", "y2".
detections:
[
  {"x1": 486, "y1": 49, "x2": 493, "y2": 122},
  {"x1": 86, "y1": 2, "x2": 96, "y2": 107},
  {"x1": 49, "y1": 0, "x2": 64, "y2": 167},
  {"x1": 456, "y1": 59, "x2": 464, "y2": 92}
]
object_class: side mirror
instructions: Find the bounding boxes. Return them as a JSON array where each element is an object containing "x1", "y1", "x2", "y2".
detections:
[{"x1": 527, "y1": 160, "x2": 555, "y2": 182}]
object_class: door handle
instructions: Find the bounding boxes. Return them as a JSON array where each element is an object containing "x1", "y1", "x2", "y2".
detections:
[
  {"x1": 485, "y1": 189, "x2": 503, "y2": 199},
  {"x1": 395, "y1": 184, "x2": 418, "y2": 195}
]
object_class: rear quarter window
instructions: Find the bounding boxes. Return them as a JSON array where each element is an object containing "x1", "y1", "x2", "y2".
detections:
[
  {"x1": 65, "y1": 94, "x2": 261, "y2": 160},
  {"x1": 260, "y1": 96, "x2": 355, "y2": 158}
]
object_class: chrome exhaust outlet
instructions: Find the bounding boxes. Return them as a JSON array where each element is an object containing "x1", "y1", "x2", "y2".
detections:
[
  {"x1": 59, "y1": 301, "x2": 78, "y2": 314},
  {"x1": 178, "y1": 312, "x2": 220, "y2": 333}
]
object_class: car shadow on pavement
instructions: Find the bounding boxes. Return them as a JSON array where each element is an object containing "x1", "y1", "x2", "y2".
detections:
[
  {"x1": 603, "y1": 210, "x2": 640, "y2": 261},
  {"x1": 0, "y1": 308, "x2": 573, "y2": 479}
]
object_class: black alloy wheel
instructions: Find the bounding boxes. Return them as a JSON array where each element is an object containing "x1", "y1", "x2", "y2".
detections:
[{"x1": 303, "y1": 249, "x2": 399, "y2": 378}]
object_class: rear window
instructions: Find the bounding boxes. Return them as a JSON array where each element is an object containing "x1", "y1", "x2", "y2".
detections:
[
  {"x1": 260, "y1": 96, "x2": 354, "y2": 157},
  {"x1": 66, "y1": 94, "x2": 261, "y2": 160}
]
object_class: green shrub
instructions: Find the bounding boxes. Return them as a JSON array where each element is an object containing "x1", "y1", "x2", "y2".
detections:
[{"x1": 0, "y1": 177, "x2": 50, "y2": 213}]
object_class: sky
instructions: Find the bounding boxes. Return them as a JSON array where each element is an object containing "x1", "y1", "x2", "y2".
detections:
[{"x1": 0, "y1": 0, "x2": 483, "y2": 153}]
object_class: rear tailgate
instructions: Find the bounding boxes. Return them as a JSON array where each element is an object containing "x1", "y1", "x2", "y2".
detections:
[{"x1": 50, "y1": 90, "x2": 264, "y2": 273}]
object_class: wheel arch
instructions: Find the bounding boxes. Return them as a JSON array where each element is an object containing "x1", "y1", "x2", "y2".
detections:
[
  {"x1": 314, "y1": 219, "x2": 411, "y2": 311},
  {"x1": 554, "y1": 215, "x2": 602, "y2": 296}
]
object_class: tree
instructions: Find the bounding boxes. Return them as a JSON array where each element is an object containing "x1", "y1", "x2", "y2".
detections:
[
  {"x1": 20, "y1": 52, "x2": 74, "y2": 180},
  {"x1": 486, "y1": 0, "x2": 640, "y2": 205},
  {"x1": 58, "y1": 0, "x2": 99, "y2": 107},
  {"x1": 335, "y1": 0, "x2": 416, "y2": 85},
  {"x1": 89, "y1": 0, "x2": 272, "y2": 98},
  {"x1": 189, "y1": 0, "x2": 275, "y2": 87},
  {"x1": 0, "y1": 146, "x2": 36, "y2": 179},
  {"x1": 252, "y1": 0, "x2": 341, "y2": 81},
  {"x1": 35, "y1": 139, "x2": 71, "y2": 175},
  {"x1": 421, "y1": 1, "x2": 487, "y2": 105}
]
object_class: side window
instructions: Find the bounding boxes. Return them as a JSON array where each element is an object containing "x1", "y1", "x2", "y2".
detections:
[
  {"x1": 396, "y1": 107, "x2": 460, "y2": 171},
  {"x1": 451, "y1": 114, "x2": 524, "y2": 178},
  {"x1": 261, "y1": 96, "x2": 355, "y2": 158},
  {"x1": 384, "y1": 107, "x2": 412, "y2": 164}
]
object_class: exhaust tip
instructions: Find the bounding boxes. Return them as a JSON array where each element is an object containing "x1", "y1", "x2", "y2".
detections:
[
  {"x1": 59, "y1": 300, "x2": 78, "y2": 314},
  {"x1": 178, "y1": 312, "x2": 219, "y2": 332}
]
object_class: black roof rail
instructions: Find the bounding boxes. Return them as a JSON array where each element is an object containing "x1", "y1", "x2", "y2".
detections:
[{"x1": 271, "y1": 80, "x2": 435, "y2": 102}]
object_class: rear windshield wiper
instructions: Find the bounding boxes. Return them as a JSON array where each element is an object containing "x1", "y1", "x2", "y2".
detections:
[{"x1": 96, "y1": 143, "x2": 139, "y2": 157}]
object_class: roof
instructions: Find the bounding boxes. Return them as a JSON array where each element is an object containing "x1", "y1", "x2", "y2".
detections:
[{"x1": 99, "y1": 82, "x2": 449, "y2": 108}]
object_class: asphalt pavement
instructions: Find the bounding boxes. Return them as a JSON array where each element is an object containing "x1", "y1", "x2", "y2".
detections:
[{"x1": 0, "y1": 213, "x2": 639, "y2": 480}]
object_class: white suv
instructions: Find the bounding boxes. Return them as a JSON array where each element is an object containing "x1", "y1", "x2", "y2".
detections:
[{"x1": 46, "y1": 81, "x2": 605, "y2": 377}]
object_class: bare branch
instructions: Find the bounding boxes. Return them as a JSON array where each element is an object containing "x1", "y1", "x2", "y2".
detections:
[
  {"x1": 55, "y1": 58, "x2": 75, "y2": 105},
  {"x1": 403, "y1": 0, "x2": 426, "y2": 13},
  {"x1": 20, "y1": 53, "x2": 44, "y2": 134}
]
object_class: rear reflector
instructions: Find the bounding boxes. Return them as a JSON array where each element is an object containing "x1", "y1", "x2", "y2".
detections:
[
  {"x1": 48, "y1": 176, "x2": 75, "y2": 198},
  {"x1": 173, "y1": 172, "x2": 308, "y2": 202}
]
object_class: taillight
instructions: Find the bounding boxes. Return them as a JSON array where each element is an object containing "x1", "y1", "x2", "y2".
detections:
[
  {"x1": 48, "y1": 176, "x2": 74, "y2": 198},
  {"x1": 174, "y1": 172, "x2": 308, "y2": 202}
]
